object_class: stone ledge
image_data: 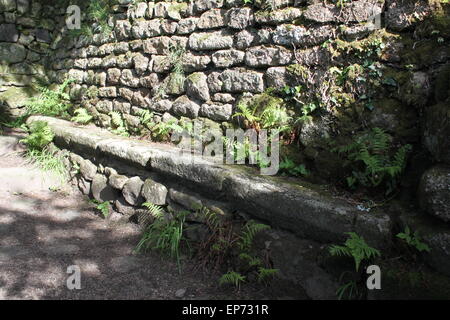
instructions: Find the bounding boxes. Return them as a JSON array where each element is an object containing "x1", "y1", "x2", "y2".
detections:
[{"x1": 27, "y1": 115, "x2": 392, "y2": 248}]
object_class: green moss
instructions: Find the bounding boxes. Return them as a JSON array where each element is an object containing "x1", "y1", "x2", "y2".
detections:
[{"x1": 187, "y1": 72, "x2": 202, "y2": 84}]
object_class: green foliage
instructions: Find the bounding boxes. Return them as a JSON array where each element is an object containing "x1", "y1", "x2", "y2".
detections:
[
  {"x1": 90, "y1": 199, "x2": 110, "y2": 218},
  {"x1": 330, "y1": 232, "x2": 380, "y2": 300},
  {"x1": 135, "y1": 202, "x2": 188, "y2": 272},
  {"x1": 279, "y1": 157, "x2": 309, "y2": 177},
  {"x1": 257, "y1": 267, "x2": 279, "y2": 283},
  {"x1": 20, "y1": 121, "x2": 54, "y2": 151},
  {"x1": 71, "y1": 108, "x2": 93, "y2": 125},
  {"x1": 109, "y1": 111, "x2": 129, "y2": 137},
  {"x1": 26, "y1": 79, "x2": 73, "y2": 118},
  {"x1": 219, "y1": 271, "x2": 246, "y2": 288},
  {"x1": 333, "y1": 128, "x2": 412, "y2": 194},
  {"x1": 237, "y1": 220, "x2": 271, "y2": 252},
  {"x1": 25, "y1": 148, "x2": 67, "y2": 181},
  {"x1": 329, "y1": 232, "x2": 381, "y2": 272},
  {"x1": 397, "y1": 226, "x2": 431, "y2": 253}
]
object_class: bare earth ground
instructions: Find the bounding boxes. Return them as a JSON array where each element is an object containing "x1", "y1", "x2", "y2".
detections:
[{"x1": 0, "y1": 130, "x2": 305, "y2": 300}]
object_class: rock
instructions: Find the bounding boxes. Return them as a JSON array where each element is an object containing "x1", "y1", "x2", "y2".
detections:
[
  {"x1": 185, "y1": 72, "x2": 210, "y2": 102},
  {"x1": 0, "y1": 24, "x2": 18, "y2": 42},
  {"x1": 143, "y1": 36, "x2": 172, "y2": 55},
  {"x1": 0, "y1": 43, "x2": 26, "y2": 64},
  {"x1": 132, "y1": 19, "x2": 162, "y2": 39},
  {"x1": 218, "y1": 69, "x2": 265, "y2": 93},
  {"x1": 212, "y1": 93, "x2": 235, "y2": 103},
  {"x1": 172, "y1": 95, "x2": 201, "y2": 119},
  {"x1": 122, "y1": 176, "x2": 145, "y2": 206},
  {"x1": 92, "y1": 174, "x2": 118, "y2": 202},
  {"x1": 141, "y1": 178, "x2": 168, "y2": 205},
  {"x1": 0, "y1": 0, "x2": 16, "y2": 12},
  {"x1": 385, "y1": 0, "x2": 431, "y2": 31},
  {"x1": 200, "y1": 103, "x2": 232, "y2": 121},
  {"x1": 245, "y1": 45, "x2": 293, "y2": 67},
  {"x1": 35, "y1": 29, "x2": 51, "y2": 43},
  {"x1": 273, "y1": 25, "x2": 335, "y2": 47},
  {"x1": 177, "y1": 17, "x2": 199, "y2": 34},
  {"x1": 182, "y1": 53, "x2": 211, "y2": 72},
  {"x1": 266, "y1": 67, "x2": 288, "y2": 88},
  {"x1": 227, "y1": 7, "x2": 254, "y2": 29},
  {"x1": 175, "y1": 288, "x2": 187, "y2": 298},
  {"x1": 169, "y1": 189, "x2": 203, "y2": 211},
  {"x1": 197, "y1": 9, "x2": 227, "y2": 29},
  {"x1": 151, "y1": 99, "x2": 173, "y2": 113},
  {"x1": 115, "y1": 196, "x2": 145, "y2": 216},
  {"x1": 78, "y1": 177, "x2": 91, "y2": 196},
  {"x1": 79, "y1": 159, "x2": 97, "y2": 181},
  {"x1": 419, "y1": 166, "x2": 450, "y2": 223},
  {"x1": 188, "y1": 30, "x2": 233, "y2": 51},
  {"x1": 255, "y1": 7, "x2": 303, "y2": 25},
  {"x1": 194, "y1": 0, "x2": 224, "y2": 12},
  {"x1": 423, "y1": 101, "x2": 450, "y2": 163},
  {"x1": 299, "y1": 117, "x2": 331, "y2": 148},
  {"x1": 109, "y1": 174, "x2": 129, "y2": 190},
  {"x1": 212, "y1": 49, "x2": 245, "y2": 68},
  {"x1": 132, "y1": 53, "x2": 149, "y2": 75}
]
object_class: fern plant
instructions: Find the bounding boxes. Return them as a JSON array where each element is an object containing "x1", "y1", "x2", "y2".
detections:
[
  {"x1": 237, "y1": 220, "x2": 271, "y2": 252},
  {"x1": 26, "y1": 79, "x2": 73, "y2": 118},
  {"x1": 396, "y1": 226, "x2": 431, "y2": 253},
  {"x1": 20, "y1": 121, "x2": 54, "y2": 151},
  {"x1": 90, "y1": 199, "x2": 110, "y2": 218},
  {"x1": 333, "y1": 127, "x2": 412, "y2": 194},
  {"x1": 219, "y1": 271, "x2": 246, "y2": 289},
  {"x1": 135, "y1": 202, "x2": 187, "y2": 273},
  {"x1": 330, "y1": 232, "x2": 381, "y2": 300},
  {"x1": 109, "y1": 111, "x2": 129, "y2": 137},
  {"x1": 279, "y1": 158, "x2": 309, "y2": 177},
  {"x1": 71, "y1": 108, "x2": 93, "y2": 124}
]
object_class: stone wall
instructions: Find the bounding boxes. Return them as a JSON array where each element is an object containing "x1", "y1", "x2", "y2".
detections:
[{"x1": 0, "y1": 0, "x2": 70, "y2": 118}]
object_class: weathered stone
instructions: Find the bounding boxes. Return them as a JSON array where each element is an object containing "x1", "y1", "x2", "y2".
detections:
[
  {"x1": 35, "y1": 29, "x2": 51, "y2": 43},
  {"x1": 0, "y1": 0, "x2": 16, "y2": 12},
  {"x1": 172, "y1": 95, "x2": 201, "y2": 118},
  {"x1": 78, "y1": 177, "x2": 91, "y2": 196},
  {"x1": 169, "y1": 189, "x2": 203, "y2": 210},
  {"x1": 109, "y1": 174, "x2": 129, "y2": 190},
  {"x1": 182, "y1": 53, "x2": 211, "y2": 72},
  {"x1": 266, "y1": 66, "x2": 288, "y2": 88},
  {"x1": 79, "y1": 159, "x2": 97, "y2": 181},
  {"x1": 0, "y1": 24, "x2": 18, "y2": 42},
  {"x1": 200, "y1": 103, "x2": 232, "y2": 121},
  {"x1": 177, "y1": 17, "x2": 198, "y2": 34},
  {"x1": 185, "y1": 72, "x2": 210, "y2": 102},
  {"x1": 132, "y1": 19, "x2": 162, "y2": 39},
  {"x1": 255, "y1": 7, "x2": 303, "y2": 24},
  {"x1": 122, "y1": 176, "x2": 144, "y2": 206},
  {"x1": 97, "y1": 100, "x2": 113, "y2": 113},
  {"x1": 0, "y1": 43, "x2": 26, "y2": 63},
  {"x1": 132, "y1": 52, "x2": 149, "y2": 75},
  {"x1": 92, "y1": 174, "x2": 118, "y2": 202},
  {"x1": 197, "y1": 9, "x2": 227, "y2": 29},
  {"x1": 141, "y1": 178, "x2": 168, "y2": 205},
  {"x1": 423, "y1": 101, "x2": 450, "y2": 163},
  {"x1": 115, "y1": 196, "x2": 144, "y2": 216},
  {"x1": 115, "y1": 20, "x2": 132, "y2": 40},
  {"x1": 167, "y1": 2, "x2": 188, "y2": 20},
  {"x1": 227, "y1": 7, "x2": 254, "y2": 29},
  {"x1": 151, "y1": 55, "x2": 171, "y2": 73},
  {"x1": 212, "y1": 49, "x2": 245, "y2": 68},
  {"x1": 219, "y1": 69, "x2": 265, "y2": 93},
  {"x1": 161, "y1": 20, "x2": 178, "y2": 35},
  {"x1": 120, "y1": 69, "x2": 140, "y2": 87},
  {"x1": 385, "y1": 0, "x2": 431, "y2": 31},
  {"x1": 273, "y1": 25, "x2": 335, "y2": 47},
  {"x1": 140, "y1": 73, "x2": 160, "y2": 88},
  {"x1": 245, "y1": 45, "x2": 293, "y2": 67},
  {"x1": 419, "y1": 166, "x2": 450, "y2": 223},
  {"x1": 107, "y1": 68, "x2": 122, "y2": 84},
  {"x1": 151, "y1": 99, "x2": 173, "y2": 113},
  {"x1": 143, "y1": 36, "x2": 172, "y2": 55},
  {"x1": 234, "y1": 29, "x2": 257, "y2": 50},
  {"x1": 98, "y1": 87, "x2": 117, "y2": 98},
  {"x1": 188, "y1": 30, "x2": 233, "y2": 51},
  {"x1": 194, "y1": 0, "x2": 224, "y2": 13},
  {"x1": 212, "y1": 93, "x2": 235, "y2": 103}
]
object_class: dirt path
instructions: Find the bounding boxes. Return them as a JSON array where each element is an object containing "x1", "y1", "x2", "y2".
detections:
[{"x1": 0, "y1": 130, "x2": 300, "y2": 300}]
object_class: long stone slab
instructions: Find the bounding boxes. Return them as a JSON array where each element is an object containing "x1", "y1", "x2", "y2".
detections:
[{"x1": 27, "y1": 116, "x2": 392, "y2": 247}]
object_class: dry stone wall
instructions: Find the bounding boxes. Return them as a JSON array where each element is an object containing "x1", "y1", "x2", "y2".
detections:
[{"x1": 51, "y1": 0, "x2": 389, "y2": 128}]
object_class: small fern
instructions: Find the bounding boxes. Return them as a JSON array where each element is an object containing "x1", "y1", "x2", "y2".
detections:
[
  {"x1": 238, "y1": 220, "x2": 270, "y2": 252},
  {"x1": 396, "y1": 226, "x2": 431, "y2": 253},
  {"x1": 90, "y1": 199, "x2": 110, "y2": 218},
  {"x1": 257, "y1": 267, "x2": 279, "y2": 283},
  {"x1": 20, "y1": 121, "x2": 54, "y2": 151},
  {"x1": 109, "y1": 111, "x2": 129, "y2": 136},
  {"x1": 71, "y1": 108, "x2": 93, "y2": 124},
  {"x1": 329, "y1": 232, "x2": 380, "y2": 272},
  {"x1": 219, "y1": 271, "x2": 246, "y2": 288}
]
